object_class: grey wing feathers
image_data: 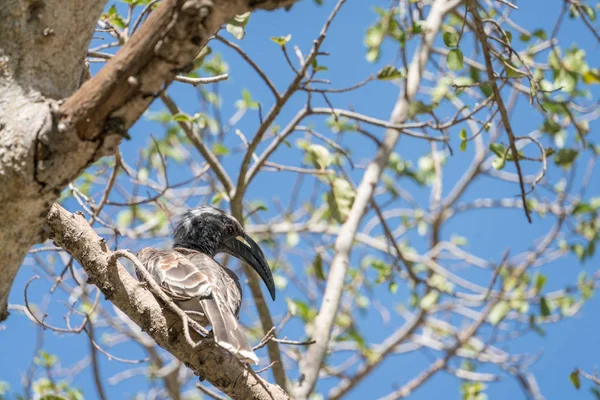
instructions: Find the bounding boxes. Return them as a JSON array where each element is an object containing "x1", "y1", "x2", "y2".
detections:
[
  {"x1": 136, "y1": 247, "x2": 258, "y2": 364},
  {"x1": 136, "y1": 248, "x2": 212, "y2": 300},
  {"x1": 200, "y1": 298, "x2": 258, "y2": 364}
]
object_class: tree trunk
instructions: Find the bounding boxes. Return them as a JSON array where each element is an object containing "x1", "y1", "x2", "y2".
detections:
[{"x1": 0, "y1": 0, "x2": 298, "y2": 320}]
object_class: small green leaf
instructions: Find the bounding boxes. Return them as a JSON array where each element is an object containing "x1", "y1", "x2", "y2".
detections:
[
  {"x1": 306, "y1": 144, "x2": 332, "y2": 169},
  {"x1": 377, "y1": 65, "x2": 403, "y2": 80},
  {"x1": 583, "y1": 5, "x2": 596, "y2": 21},
  {"x1": 412, "y1": 21, "x2": 425, "y2": 34},
  {"x1": 489, "y1": 143, "x2": 507, "y2": 157},
  {"x1": 533, "y1": 29, "x2": 547, "y2": 40},
  {"x1": 570, "y1": 370, "x2": 581, "y2": 390},
  {"x1": 286, "y1": 232, "x2": 300, "y2": 248},
  {"x1": 271, "y1": 34, "x2": 292, "y2": 46},
  {"x1": 212, "y1": 143, "x2": 230, "y2": 156},
  {"x1": 554, "y1": 148, "x2": 579, "y2": 166},
  {"x1": 226, "y1": 12, "x2": 251, "y2": 40},
  {"x1": 533, "y1": 273, "x2": 547, "y2": 294},
  {"x1": 460, "y1": 140, "x2": 467, "y2": 152},
  {"x1": 420, "y1": 290, "x2": 439, "y2": 310},
  {"x1": 171, "y1": 112, "x2": 191, "y2": 122},
  {"x1": 327, "y1": 178, "x2": 355, "y2": 223},
  {"x1": 211, "y1": 192, "x2": 225, "y2": 205},
  {"x1": 492, "y1": 157, "x2": 506, "y2": 170},
  {"x1": 459, "y1": 128, "x2": 467, "y2": 141},
  {"x1": 540, "y1": 296, "x2": 551, "y2": 317},
  {"x1": 0, "y1": 381, "x2": 9, "y2": 396},
  {"x1": 313, "y1": 253, "x2": 326, "y2": 280},
  {"x1": 443, "y1": 31, "x2": 459, "y2": 48},
  {"x1": 489, "y1": 301, "x2": 510, "y2": 325},
  {"x1": 446, "y1": 48, "x2": 464, "y2": 71}
]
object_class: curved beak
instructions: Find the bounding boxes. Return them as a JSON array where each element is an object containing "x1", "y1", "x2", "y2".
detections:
[{"x1": 225, "y1": 233, "x2": 276, "y2": 301}]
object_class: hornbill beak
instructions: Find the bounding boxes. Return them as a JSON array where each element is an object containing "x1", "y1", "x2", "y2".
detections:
[{"x1": 225, "y1": 234, "x2": 276, "y2": 300}]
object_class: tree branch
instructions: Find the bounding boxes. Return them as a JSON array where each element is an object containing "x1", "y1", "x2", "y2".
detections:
[
  {"x1": 468, "y1": 0, "x2": 532, "y2": 222},
  {"x1": 47, "y1": 203, "x2": 289, "y2": 400}
]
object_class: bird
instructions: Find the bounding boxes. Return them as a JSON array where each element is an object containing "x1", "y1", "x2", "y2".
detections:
[{"x1": 136, "y1": 206, "x2": 276, "y2": 364}]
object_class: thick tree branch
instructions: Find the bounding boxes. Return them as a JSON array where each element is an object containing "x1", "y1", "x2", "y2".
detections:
[
  {"x1": 0, "y1": 0, "x2": 302, "y2": 321},
  {"x1": 47, "y1": 203, "x2": 289, "y2": 400}
]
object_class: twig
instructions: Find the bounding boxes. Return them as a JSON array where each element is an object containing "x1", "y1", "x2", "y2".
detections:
[
  {"x1": 215, "y1": 35, "x2": 280, "y2": 100},
  {"x1": 469, "y1": 0, "x2": 532, "y2": 222},
  {"x1": 175, "y1": 74, "x2": 229, "y2": 86}
]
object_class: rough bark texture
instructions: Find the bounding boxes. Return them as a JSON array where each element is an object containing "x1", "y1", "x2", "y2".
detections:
[
  {"x1": 0, "y1": 0, "x2": 297, "y2": 321},
  {"x1": 47, "y1": 204, "x2": 289, "y2": 399}
]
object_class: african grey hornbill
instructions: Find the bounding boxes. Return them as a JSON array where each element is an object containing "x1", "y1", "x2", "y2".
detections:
[{"x1": 136, "y1": 206, "x2": 276, "y2": 364}]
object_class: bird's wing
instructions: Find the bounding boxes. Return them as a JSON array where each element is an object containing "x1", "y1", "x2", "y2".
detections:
[
  {"x1": 136, "y1": 248, "x2": 212, "y2": 300},
  {"x1": 137, "y1": 248, "x2": 259, "y2": 364},
  {"x1": 183, "y1": 251, "x2": 258, "y2": 364},
  {"x1": 199, "y1": 297, "x2": 258, "y2": 364}
]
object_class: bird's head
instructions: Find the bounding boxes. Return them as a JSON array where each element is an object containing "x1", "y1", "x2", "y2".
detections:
[{"x1": 173, "y1": 206, "x2": 276, "y2": 300}]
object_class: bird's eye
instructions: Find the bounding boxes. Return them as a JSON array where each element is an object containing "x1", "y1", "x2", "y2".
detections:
[{"x1": 226, "y1": 225, "x2": 235, "y2": 235}]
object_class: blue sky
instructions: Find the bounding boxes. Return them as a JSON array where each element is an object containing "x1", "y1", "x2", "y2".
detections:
[{"x1": 1, "y1": 0, "x2": 600, "y2": 399}]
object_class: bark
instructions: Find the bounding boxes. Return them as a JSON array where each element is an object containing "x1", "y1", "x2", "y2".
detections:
[
  {"x1": 0, "y1": 0, "x2": 298, "y2": 321},
  {"x1": 47, "y1": 204, "x2": 289, "y2": 399}
]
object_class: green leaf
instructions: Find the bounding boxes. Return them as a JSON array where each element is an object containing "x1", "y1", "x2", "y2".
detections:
[
  {"x1": 554, "y1": 148, "x2": 579, "y2": 166},
  {"x1": 171, "y1": 112, "x2": 191, "y2": 122},
  {"x1": 572, "y1": 203, "x2": 593, "y2": 215},
  {"x1": 365, "y1": 25, "x2": 385, "y2": 47},
  {"x1": 492, "y1": 157, "x2": 506, "y2": 170},
  {"x1": 420, "y1": 290, "x2": 439, "y2": 310},
  {"x1": 412, "y1": 21, "x2": 425, "y2": 34},
  {"x1": 306, "y1": 144, "x2": 332, "y2": 169},
  {"x1": 34, "y1": 351, "x2": 58, "y2": 368},
  {"x1": 582, "y1": 69, "x2": 600, "y2": 84},
  {"x1": 226, "y1": 12, "x2": 251, "y2": 40},
  {"x1": 389, "y1": 281, "x2": 398, "y2": 294},
  {"x1": 570, "y1": 370, "x2": 581, "y2": 390},
  {"x1": 286, "y1": 232, "x2": 300, "y2": 248},
  {"x1": 533, "y1": 273, "x2": 547, "y2": 294},
  {"x1": 489, "y1": 143, "x2": 507, "y2": 157},
  {"x1": 271, "y1": 34, "x2": 292, "y2": 46},
  {"x1": 446, "y1": 48, "x2": 464, "y2": 71},
  {"x1": 211, "y1": 192, "x2": 225, "y2": 205},
  {"x1": 489, "y1": 301, "x2": 510, "y2": 325},
  {"x1": 327, "y1": 178, "x2": 355, "y2": 223},
  {"x1": 460, "y1": 140, "x2": 467, "y2": 152},
  {"x1": 366, "y1": 47, "x2": 380, "y2": 63},
  {"x1": 583, "y1": 5, "x2": 596, "y2": 21},
  {"x1": 313, "y1": 253, "x2": 325, "y2": 280},
  {"x1": 519, "y1": 33, "x2": 531, "y2": 42},
  {"x1": 212, "y1": 143, "x2": 230, "y2": 156},
  {"x1": 0, "y1": 381, "x2": 10, "y2": 396},
  {"x1": 408, "y1": 100, "x2": 433, "y2": 118},
  {"x1": 533, "y1": 29, "x2": 547, "y2": 40},
  {"x1": 377, "y1": 65, "x2": 403, "y2": 80},
  {"x1": 459, "y1": 128, "x2": 467, "y2": 141},
  {"x1": 443, "y1": 31, "x2": 459, "y2": 48},
  {"x1": 540, "y1": 296, "x2": 551, "y2": 317}
]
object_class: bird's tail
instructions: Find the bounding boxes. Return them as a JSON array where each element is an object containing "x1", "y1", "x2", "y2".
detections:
[{"x1": 199, "y1": 298, "x2": 259, "y2": 365}]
